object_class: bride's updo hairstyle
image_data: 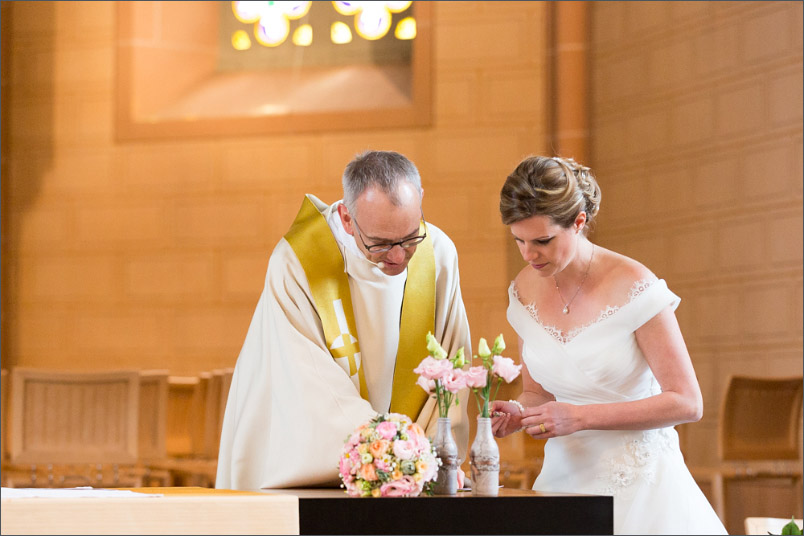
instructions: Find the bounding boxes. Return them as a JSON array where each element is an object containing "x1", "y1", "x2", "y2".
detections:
[{"x1": 499, "y1": 155, "x2": 602, "y2": 235}]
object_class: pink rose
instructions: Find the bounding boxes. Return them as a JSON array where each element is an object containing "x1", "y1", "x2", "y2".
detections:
[
  {"x1": 392, "y1": 439, "x2": 415, "y2": 460},
  {"x1": 339, "y1": 456, "x2": 352, "y2": 478},
  {"x1": 406, "y1": 427, "x2": 430, "y2": 454},
  {"x1": 464, "y1": 366, "x2": 488, "y2": 388},
  {"x1": 413, "y1": 356, "x2": 453, "y2": 380},
  {"x1": 441, "y1": 368, "x2": 466, "y2": 394},
  {"x1": 416, "y1": 375, "x2": 435, "y2": 394},
  {"x1": 492, "y1": 355, "x2": 522, "y2": 383},
  {"x1": 380, "y1": 475, "x2": 420, "y2": 497},
  {"x1": 376, "y1": 420, "x2": 398, "y2": 440}
]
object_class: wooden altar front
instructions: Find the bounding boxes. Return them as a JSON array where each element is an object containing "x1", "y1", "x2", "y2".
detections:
[{"x1": 1, "y1": 486, "x2": 613, "y2": 535}]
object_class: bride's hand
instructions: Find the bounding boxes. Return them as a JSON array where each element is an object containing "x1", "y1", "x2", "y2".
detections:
[
  {"x1": 490, "y1": 400, "x2": 524, "y2": 438},
  {"x1": 521, "y1": 401, "x2": 581, "y2": 438}
]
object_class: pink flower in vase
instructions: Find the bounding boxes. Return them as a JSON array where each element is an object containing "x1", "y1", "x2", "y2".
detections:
[
  {"x1": 413, "y1": 356, "x2": 453, "y2": 380},
  {"x1": 441, "y1": 368, "x2": 467, "y2": 393},
  {"x1": 416, "y1": 375, "x2": 435, "y2": 394},
  {"x1": 492, "y1": 355, "x2": 522, "y2": 383},
  {"x1": 464, "y1": 366, "x2": 488, "y2": 388}
]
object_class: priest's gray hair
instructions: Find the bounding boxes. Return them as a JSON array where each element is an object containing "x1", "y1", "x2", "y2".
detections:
[{"x1": 342, "y1": 150, "x2": 423, "y2": 217}]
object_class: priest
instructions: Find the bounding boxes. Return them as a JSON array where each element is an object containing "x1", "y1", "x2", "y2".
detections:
[{"x1": 216, "y1": 150, "x2": 472, "y2": 490}]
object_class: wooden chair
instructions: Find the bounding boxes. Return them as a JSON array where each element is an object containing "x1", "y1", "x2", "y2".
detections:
[
  {"x1": 5, "y1": 368, "x2": 143, "y2": 488},
  {"x1": 1, "y1": 368, "x2": 8, "y2": 485},
  {"x1": 138, "y1": 369, "x2": 168, "y2": 462},
  {"x1": 148, "y1": 373, "x2": 217, "y2": 487},
  {"x1": 138, "y1": 369, "x2": 171, "y2": 486},
  {"x1": 713, "y1": 375, "x2": 804, "y2": 533},
  {"x1": 215, "y1": 368, "x2": 234, "y2": 457},
  {"x1": 165, "y1": 375, "x2": 205, "y2": 458}
]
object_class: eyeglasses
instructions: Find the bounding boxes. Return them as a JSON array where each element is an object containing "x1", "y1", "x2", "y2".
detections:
[{"x1": 352, "y1": 213, "x2": 427, "y2": 253}]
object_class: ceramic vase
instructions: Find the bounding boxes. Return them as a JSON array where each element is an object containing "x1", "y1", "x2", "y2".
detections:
[
  {"x1": 431, "y1": 417, "x2": 459, "y2": 495},
  {"x1": 470, "y1": 416, "x2": 500, "y2": 496}
]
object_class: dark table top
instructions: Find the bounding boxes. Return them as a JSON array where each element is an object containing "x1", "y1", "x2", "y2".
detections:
[{"x1": 262, "y1": 487, "x2": 614, "y2": 535}]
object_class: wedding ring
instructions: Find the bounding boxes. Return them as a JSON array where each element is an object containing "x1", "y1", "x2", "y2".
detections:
[{"x1": 539, "y1": 423, "x2": 546, "y2": 434}]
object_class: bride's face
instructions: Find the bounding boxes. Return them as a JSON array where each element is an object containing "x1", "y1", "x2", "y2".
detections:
[{"x1": 510, "y1": 214, "x2": 582, "y2": 277}]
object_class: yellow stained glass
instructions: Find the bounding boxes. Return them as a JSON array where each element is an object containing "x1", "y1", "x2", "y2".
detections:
[
  {"x1": 330, "y1": 21, "x2": 352, "y2": 44},
  {"x1": 232, "y1": 29, "x2": 252, "y2": 50},
  {"x1": 394, "y1": 17, "x2": 416, "y2": 40},
  {"x1": 355, "y1": 5, "x2": 391, "y2": 41},
  {"x1": 293, "y1": 24, "x2": 313, "y2": 46}
]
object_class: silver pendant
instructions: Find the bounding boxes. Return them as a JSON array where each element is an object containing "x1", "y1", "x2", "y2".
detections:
[{"x1": 562, "y1": 305, "x2": 570, "y2": 315}]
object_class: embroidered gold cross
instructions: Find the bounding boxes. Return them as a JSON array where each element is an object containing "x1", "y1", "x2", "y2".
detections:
[{"x1": 331, "y1": 337, "x2": 361, "y2": 376}]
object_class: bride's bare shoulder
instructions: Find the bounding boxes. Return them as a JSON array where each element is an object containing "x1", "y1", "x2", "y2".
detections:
[
  {"x1": 594, "y1": 246, "x2": 657, "y2": 295},
  {"x1": 512, "y1": 264, "x2": 550, "y2": 302}
]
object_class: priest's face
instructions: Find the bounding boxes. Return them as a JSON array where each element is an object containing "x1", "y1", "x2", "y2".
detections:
[{"x1": 339, "y1": 183, "x2": 425, "y2": 276}]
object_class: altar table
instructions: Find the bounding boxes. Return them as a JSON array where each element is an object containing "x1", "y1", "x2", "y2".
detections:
[
  {"x1": 1, "y1": 486, "x2": 613, "y2": 535},
  {"x1": 0, "y1": 487, "x2": 298, "y2": 535},
  {"x1": 267, "y1": 487, "x2": 613, "y2": 535}
]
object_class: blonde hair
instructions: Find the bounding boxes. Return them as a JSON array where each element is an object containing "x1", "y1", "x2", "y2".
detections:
[{"x1": 499, "y1": 156, "x2": 601, "y2": 233}]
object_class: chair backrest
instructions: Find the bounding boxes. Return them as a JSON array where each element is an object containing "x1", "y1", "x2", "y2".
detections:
[
  {"x1": 166, "y1": 375, "x2": 204, "y2": 458},
  {"x1": 138, "y1": 369, "x2": 168, "y2": 461},
  {"x1": 720, "y1": 375, "x2": 803, "y2": 461},
  {"x1": 1, "y1": 368, "x2": 8, "y2": 461},
  {"x1": 218, "y1": 368, "x2": 234, "y2": 446},
  {"x1": 9, "y1": 368, "x2": 140, "y2": 465},
  {"x1": 202, "y1": 368, "x2": 234, "y2": 459}
]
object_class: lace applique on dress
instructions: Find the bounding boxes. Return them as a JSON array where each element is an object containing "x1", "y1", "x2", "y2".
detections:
[
  {"x1": 595, "y1": 427, "x2": 676, "y2": 497},
  {"x1": 511, "y1": 278, "x2": 657, "y2": 345}
]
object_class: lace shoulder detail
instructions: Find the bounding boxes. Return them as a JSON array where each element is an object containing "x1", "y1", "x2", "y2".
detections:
[{"x1": 510, "y1": 278, "x2": 658, "y2": 345}]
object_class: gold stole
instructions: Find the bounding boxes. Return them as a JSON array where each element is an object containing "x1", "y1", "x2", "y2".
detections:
[{"x1": 284, "y1": 195, "x2": 434, "y2": 419}]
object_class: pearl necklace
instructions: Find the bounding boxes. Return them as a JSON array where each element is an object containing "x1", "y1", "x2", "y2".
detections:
[{"x1": 554, "y1": 244, "x2": 595, "y2": 315}]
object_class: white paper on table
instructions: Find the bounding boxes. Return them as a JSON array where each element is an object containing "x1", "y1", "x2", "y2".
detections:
[{"x1": 1, "y1": 487, "x2": 163, "y2": 499}]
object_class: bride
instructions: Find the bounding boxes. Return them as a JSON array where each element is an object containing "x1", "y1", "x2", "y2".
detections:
[{"x1": 490, "y1": 156, "x2": 726, "y2": 535}]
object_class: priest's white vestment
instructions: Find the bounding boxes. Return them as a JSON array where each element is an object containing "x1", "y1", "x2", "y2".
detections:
[{"x1": 216, "y1": 197, "x2": 472, "y2": 490}]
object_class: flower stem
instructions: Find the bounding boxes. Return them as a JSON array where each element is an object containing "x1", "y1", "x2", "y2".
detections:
[{"x1": 492, "y1": 378, "x2": 502, "y2": 405}]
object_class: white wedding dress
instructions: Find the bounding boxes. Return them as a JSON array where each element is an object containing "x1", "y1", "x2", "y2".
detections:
[{"x1": 507, "y1": 278, "x2": 726, "y2": 535}]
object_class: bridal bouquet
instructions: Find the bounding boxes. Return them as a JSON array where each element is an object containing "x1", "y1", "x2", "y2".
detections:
[
  {"x1": 466, "y1": 334, "x2": 522, "y2": 417},
  {"x1": 338, "y1": 412, "x2": 439, "y2": 497},
  {"x1": 414, "y1": 332, "x2": 466, "y2": 418}
]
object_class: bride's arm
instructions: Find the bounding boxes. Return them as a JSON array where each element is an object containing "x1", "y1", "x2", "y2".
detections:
[
  {"x1": 519, "y1": 360, "x2": 556, "y2": 408},
  {"x1": 491, "y1": 337, "x2": 555, "y2": 437},
  {"x1": 521, "y1": 307, "x2": 703, "y2": 437}
]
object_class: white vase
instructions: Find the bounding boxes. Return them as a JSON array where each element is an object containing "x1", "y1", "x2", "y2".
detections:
[
  {"x1": 431, "y1": 417, "x2": 459, "y2": 495},
  {"x1": 470, "y1": 416, "x2": 500, "y2": 496}
]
